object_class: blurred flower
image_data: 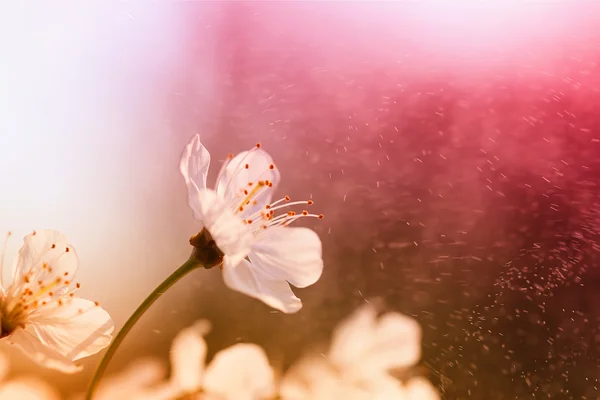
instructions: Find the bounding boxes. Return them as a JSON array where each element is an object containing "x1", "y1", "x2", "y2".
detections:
[
  {"x1": 0, "y1": 377, "x2": 60, "y2": 400},
  {"x1": 280, "y1": 304, "x2": 439, "y2": 400},
  {"x1": 180, "y1": 134, "x2": 324, "y2": 313},
  {"x1": 144, "y1": 320, "x2": 276, "y2": 400},
  {"x1": 0, "y1": 230, "x2": 114, "y2": 373},
  {"x1": 0, "y1": 352, "x2": 60, "y2": 400},
  {"x1": 72, "y1": 358, "x2": 167, "y2": 400}
]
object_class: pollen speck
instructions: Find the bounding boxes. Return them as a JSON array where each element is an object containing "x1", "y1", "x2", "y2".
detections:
[
  {"x1": 94, "y1": 301, "x2": 100, "y2": 306},
  {"x1": 269, "y1": 164, "x2": 274, "y2": 169},
  {"x1": 247, "y1": 219, "x2": 253, "y2": 224},
  {"x1": 58, "y1": 300, "x2": 63, "y2": 306},
  {"x1": 287, "y1": 211, "x2": 296, "y2": 216},
  {"x1": 245, "y1": 164, "x2": 249, "y2": 169},
  {"x1": 51, "y1": 244, "x2": 56, "y2": 249},
  {"x1": 244, "y1": 190, "x2": 248, "y2": 195},
  {"x1": 64, "y1": 280, "x2": 70, "y2": 285},
  {"x1": 64, "y1": 272, "x2": 69, "y2": 276},
  {"x1": 256, "y1": 143, "x2": 261, "y2": 148},
  {"x1": 76, "y1": 283, "x2": 81, "y2": 289},
  {"x1": 49, "y1": 292, "x2": 54, "y2": 297},
  {"x1": 32, "y1": 230, "x2": 36, "y2": 236},
  {"x1": 42, "y1": 263, "x2": 47, "y2": 269},
  {"x1": 65, "y1": 247, "x2": 70, "y2": 252}
]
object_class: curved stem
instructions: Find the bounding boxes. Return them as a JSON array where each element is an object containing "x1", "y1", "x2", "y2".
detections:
[{"x1": 85, "y1": 257, "x2": 200, "y2": 400}]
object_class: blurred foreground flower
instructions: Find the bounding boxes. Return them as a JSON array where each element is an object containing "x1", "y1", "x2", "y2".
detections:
[
  {"x1": 0, "y1": 351, "x2": 60, "y2": 400},
  {"x1": 143, "y1": 320, "x2": 276, "y2": 400},
  {"x1": 280, "y1": 304, "x2": 439, "y2": 400},
  {"x1": 180, "y1": 134, "x2": 324, "y2": 313},
  {"x1": 75, "y1": 358, "x2": 166, "y2": 400},
  {"x1": 90, "y1": 305, "x2": 436, "y2": 400},
  {"x1": 0, "y1": 230, "x2": 114, "y2": 373}
]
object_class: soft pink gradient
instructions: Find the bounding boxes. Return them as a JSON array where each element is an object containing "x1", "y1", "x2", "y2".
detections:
[{"x1": 0, "y1": 0, "x2": 599, "y2": 397}]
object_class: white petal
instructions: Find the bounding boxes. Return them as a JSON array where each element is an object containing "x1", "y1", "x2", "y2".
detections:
[
  {"x1": 215, "y1": 148, "x2": 280, "y2": 219},
  {"x1": 280, "y1": 358, "x2": 339, "y2": 400},
  {"x1": 328, "y1": 305, "x2": 377, "y2": 370},
  {"x1": 169, "y1": 320, "x2": 211, "y2": 392},
  {"x1": 26, "y1": 297, "x2": 114, "y2": 361},
  {"x1": 404, "y1": 377, "x2": 439, "y2": 400},
  {"x1": 329, "y1": 305, "x2": 422, "y2": 380},
  {"x1": 194, "y1": 189, "x2": 253, "y2": 265},
  {"x1": 204, "y1": 343, "x2": 275, "y2": 400},
  {"x1": 7, "y1": 328, "x2": 82, "y2": 373},
  {"x1": 12, "y1": 230, "x2": 79, "y2": 298},
  {"x1": 249, "y1": 227, "x2": 323, "y2": 288},
  {"x1": 179, "y1": 134, "x2": 211, "y2": 221},
  {"x1": 370, "y1": 312, "x2": 421, "y2": 369},
  {"x1": 93, "y1": 359, "x2": 167, "y2": 400},
  {"x1": 222, "y1": 258, "x2": 302, "y2": 313}
]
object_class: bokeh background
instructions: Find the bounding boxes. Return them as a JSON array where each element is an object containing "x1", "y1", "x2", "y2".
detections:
[{"x1": 2, "y1": 1, "x2": 600, "y2": 399}]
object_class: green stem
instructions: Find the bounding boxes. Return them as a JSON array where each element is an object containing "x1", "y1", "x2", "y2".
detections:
[{"x1": 85, "y1": 257, "x2": 200, "y2": 400}]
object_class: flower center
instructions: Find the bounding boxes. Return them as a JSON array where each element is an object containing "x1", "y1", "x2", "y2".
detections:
[
  {"x1": 0, "y1": 233, "x2": 101, "y2": 338},
  {"x1": 219, "y1": 144, "x2": 324, "y2": 235},
  {"x1": 189, "y1": 228, "x2": 225, "y2": 269},
  {"x1": 0, "y1": 297, "x2": 26, "y2": 338}
]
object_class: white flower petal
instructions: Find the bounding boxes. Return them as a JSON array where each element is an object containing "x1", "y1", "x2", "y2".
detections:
[
  {"x1": 169, "y1": 320, "x2": 211, "y2": 392},
  {"x1": 195, "y1": 189, "x2": 253, "y2": 264},
  {"x1": 215, "y1": 148, "x2": 280, "y2": 219},
  {"x1": 404, "y1": 377, "x2": 439, "y2": 400},
  {"x1": 328, "y1": 305, "x2": 421, "y2": 379},
  {"x1": 371, "y1": 312, "x2": 421, "y2": 370},
  {"x1": 249, "y1": 227, "x2": 323, "y2": 288},
  {"x1": 280, "y1": 358, "x2": 338, "y2": 400},
  {"x1": 328, "y1": 305, "x2": 377, "y2": 369},
  {"x1": 204, "y1": 343, "x2": 275, "y2": 400},
  {"x1": 93, "y1": 358, "x2": 167, "y2": 400},
  {"x1": 27, "y1": 297, "x2": 114, "y2": 361},
  {"x1": 12, "y1": 230, "x2": 79, "y2": 297},
  {"x1": 179, "y1": 134, "x2": 211, "y2": 221},
  {"x1": 222, "y1": 258, "x2": 302, "y2": 313},
  {"x1": 8, "y1": 328, "x2": 82, "y2": 373}
]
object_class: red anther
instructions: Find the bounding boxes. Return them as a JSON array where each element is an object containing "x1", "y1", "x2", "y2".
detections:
[
  {"x1": 307, "y1": 200, "x2": 314, "y2": 205},
  {"x1": 269, "y1": 164, "x2": 274, "y2": 169},
  {"x1": 285, "y1": 195, "x2": 290, "y2": 201},
  {"x1": 318, "y1": 214, "x2": 324, "y2": 219}
]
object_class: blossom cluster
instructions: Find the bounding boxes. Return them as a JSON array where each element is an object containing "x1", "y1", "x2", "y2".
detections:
[
  {"x1": 85, "y1": 304, "x2": 438, "y2": 400},
  {"x1": 0, "y1": 135, "x2": 439, "y2": 399}
]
